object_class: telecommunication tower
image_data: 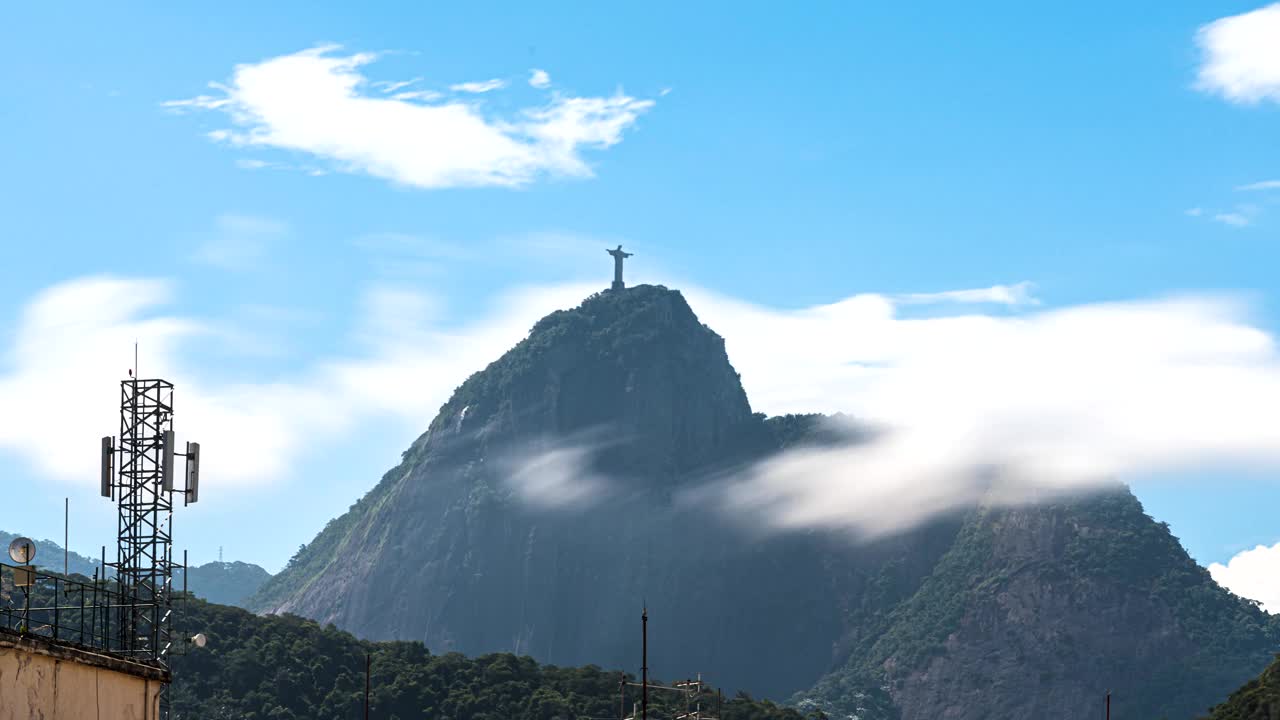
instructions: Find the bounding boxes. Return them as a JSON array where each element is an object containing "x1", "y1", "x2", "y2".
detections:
[{"x1": 100, "y1": 375, "x2": 201, "y2": 665}]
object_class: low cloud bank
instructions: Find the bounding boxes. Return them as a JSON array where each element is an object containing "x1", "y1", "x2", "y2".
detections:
[
  {"x1": 7, "y1": 276, "x2": 1280, "y2": 547},
  {"x1": 682, "y1": 289, "x2": 1280, "y2": 537}
]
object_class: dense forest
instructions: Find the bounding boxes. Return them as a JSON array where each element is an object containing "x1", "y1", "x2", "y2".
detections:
[{"x1": 169, "y1": 596, "x2": 828, "y2": 720}]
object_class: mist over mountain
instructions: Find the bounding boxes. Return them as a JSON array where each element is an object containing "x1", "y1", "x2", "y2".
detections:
[{"x1": 250, "y1": 284, "x2": 1280, "y2": 719}]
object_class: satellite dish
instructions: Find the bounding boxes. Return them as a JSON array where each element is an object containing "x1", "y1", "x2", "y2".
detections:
[
  {"x1": 190, "y1": 633, "x2": 208, "y2": 648},
  {"x1": 8, "y1": 537, "x2": 35, "y2": 564}
]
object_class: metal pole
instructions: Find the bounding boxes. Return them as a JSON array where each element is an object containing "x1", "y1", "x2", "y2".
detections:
[
  {"x1": 641, "y1": 607, "x2": 648, "y2": 720},
  {"x1": 64, "y1": 498, "x2": 69, "y2": 577},
  {"x1": 1106, "y1": 690, "x2": 1110, "y2": 720},
  {"x1": 620, "y1": 673, "x2": 626, "y2": 720}
]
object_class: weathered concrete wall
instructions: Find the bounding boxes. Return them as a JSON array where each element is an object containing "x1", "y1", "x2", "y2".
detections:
[{"x1": 0, "y1": 634, "x2": 166, "y2": 720}]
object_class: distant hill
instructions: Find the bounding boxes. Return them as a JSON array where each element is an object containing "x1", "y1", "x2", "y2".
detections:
[
  {"x1": 169, "y1": 594, "x2": 824, "y2": 720},
  {"x1": 0, "y1": 530, "x2": 271, "y2": 609},
  {"x1": 175, "y1": 561, "x2": 273, "y2": 608},
  {"x1": 0, "y1": 530, "x2": 100, "y2": 577},
  {"x1": 1204, "y1": 655, "x2": 1280, "y2": 720},
  {"x1": 250, "y1": 284, "x2": 1280, "y2": 719}
]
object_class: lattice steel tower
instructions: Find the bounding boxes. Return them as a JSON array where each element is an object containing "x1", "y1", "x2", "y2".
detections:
[{"x1": 101, "y1": 376, "x2": 200, "y2": 666}]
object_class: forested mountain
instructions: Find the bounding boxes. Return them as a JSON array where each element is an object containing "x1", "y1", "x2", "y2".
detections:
[
  {"x1": 794, "y1": 492, "x2": 1280, "y2": 719},
  {"x1": 249, "y1": 284, "x2": 1280, "y2": 719},
  {"x1": 0, "y1": 530, "x2": 100, "y2": 577},
  {"x1": 175, "y1": 561, "x2": 273, "y2": 608}
]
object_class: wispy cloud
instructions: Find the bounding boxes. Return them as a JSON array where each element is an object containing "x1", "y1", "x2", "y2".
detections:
[
  {"x1": 392, "y1": 89, "x2": 443, "y2": 102},
  {"x1": 0, "y1": 275, "x2": 598, "y2": 490},
  {"x1": 1215, "y1": 212, "x2": 1252, "y2": 227},
  {"x1": 894, "y1": 281, "x2": 1039, "y2": 307},
  {"x1": 682, "y1": 287, "x2": 1280, "y2": 537},
  {"x1": 351, "y1": 232, "x2": 472, "y2": 279},
  {"x1": 529, "y1": 69, "x2": 551, "y2": 89},
  {"x1": 1210, "y1": 542, "x2": 1280, "y2": 611},
  {"x1": 1196, "y1": 3, "x2": 1280, "y2": 103},
  {"x1": 192, "y1": 214, "x2": 288, "y2": 270},
  {"x1": 1187, "y1": 204, "x2": 1260, "y2": 228},
  {"x1": 372, "y1": 78, "x2": 421, "y2": 94},
  {"x1": 450, "y1": 78, "x2": 506, "y2": 93},
  {"x1": 1237, "y1": 180, "x2": 1280, "y2": 191},
  {"x1": 166, "y1": 46, "x2": 655, "y2": 189},
  {"x1": 500, "y1": 432, "x2": 615, "y2": 510}
]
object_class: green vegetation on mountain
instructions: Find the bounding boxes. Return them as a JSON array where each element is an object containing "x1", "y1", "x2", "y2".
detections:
[
  {"x1": 0, "y1": 530, "x2": 100, "y2": 577},
  {"x1": 170, "y1": 595, "x2": 827, "y2": 720},
  {"x1": 175, "y1": 561, "x2": 273, "y2": 608},
  {"x1": 795, "y1": 491, "x2": 1280, "y2": 720},
  {"x1": 1204, "y1": 655, "x2": 1280, "y2": 720}
]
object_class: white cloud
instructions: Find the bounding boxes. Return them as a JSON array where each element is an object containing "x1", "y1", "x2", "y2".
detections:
[
  {"x1": 1196, "y1": 3, "x2": 1280, "y2": 103},
  {"x1": 1210, "y1": 542, "x2": 1280, "y2": 611},
  {"x1": 372, "y1": 78, "x2": 421, "y2": 94},
  {"x1": 162, "y1": 93, "x2": 230, "y2": 112},
  {"x1": 392, "y1": 89, "x2": 443, "y2": 102},
  {"x1": 529, "y1": 69, "x2": 551, "y2": 89},
  {"x1": 13, "y1": 274, "x2": 1280, "y2": 542},
  {"x1": 0, "y1": 275, "x2": 597, "y2": 490},
  {"x1": 450, "y1": 78, "x2": 506, "y2": 93},
  {"x1": 192, "y1": 214, "x2": 288, "y2": 270},
  {"x1": 1238, "y1": 180, "x2": 1280, "y2": 191},
  {"x1": 681, "y1": 286, "x2": 1280, "y2": 537},
  {"x1": 500, "y1": 434, "x2": 613, "y2": 510},
  {"x1": 895, "y1": 281, "x2": 1039, "y2": 307},
  {"x1": 1215, "y1": 212, "x2": 1251, "y2": 227},
  {"x1": 1185, "y1": 207, "x2": 1204, "y2": 217},
  {"x1": 167, "y1": 46, "x2": 654, "y2": 189}
]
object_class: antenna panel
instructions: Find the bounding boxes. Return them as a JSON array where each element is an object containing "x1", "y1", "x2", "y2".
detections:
[
  {"x1": 162, "y1": 429, "x2": 176, "y2": 492},
  {"x1": 186, "y1": 441, "x2": 200, "y2": 504},
  {"x1": 101, "y1": 436, "x2": 115, "y2": 498}
]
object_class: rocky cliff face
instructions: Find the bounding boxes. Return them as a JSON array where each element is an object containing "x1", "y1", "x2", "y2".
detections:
[
  {"x1": 252, "y1": 284, "x2": 1279, "y2": 718},
  {"x1": 251, "y1": 285, "x2": 880, "y2": 698}
]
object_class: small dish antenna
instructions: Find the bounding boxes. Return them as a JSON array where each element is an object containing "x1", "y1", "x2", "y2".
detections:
[
  {"x1": 8, "y1": 537, "x2": 35, "y2": 564},
  {"x1": 190, "y1": 633, "x2": 208, "y2": 648}
]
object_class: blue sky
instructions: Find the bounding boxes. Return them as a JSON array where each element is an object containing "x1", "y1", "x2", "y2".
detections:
[{"x1": 4, "y1": 2, "x2": 1280, "y2": 602}]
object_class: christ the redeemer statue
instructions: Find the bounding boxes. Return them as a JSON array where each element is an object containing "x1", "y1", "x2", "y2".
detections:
[{"x1": 607, "y1": 245, "x2": 633, "y2": 290}]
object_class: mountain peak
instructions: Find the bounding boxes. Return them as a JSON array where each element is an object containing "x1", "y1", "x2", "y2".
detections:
[{"x1": 420, "y1": 284, "x2": 753, "y2": 478}]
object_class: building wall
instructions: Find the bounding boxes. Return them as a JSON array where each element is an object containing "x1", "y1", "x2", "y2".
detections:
[{"x1": 0, "y1": 636, "x2": 164, "y2": 720}]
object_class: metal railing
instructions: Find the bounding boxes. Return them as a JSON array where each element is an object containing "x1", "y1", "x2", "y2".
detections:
[{"x1": 0, "y1": 561, "x2": 161, "y2": 663}]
